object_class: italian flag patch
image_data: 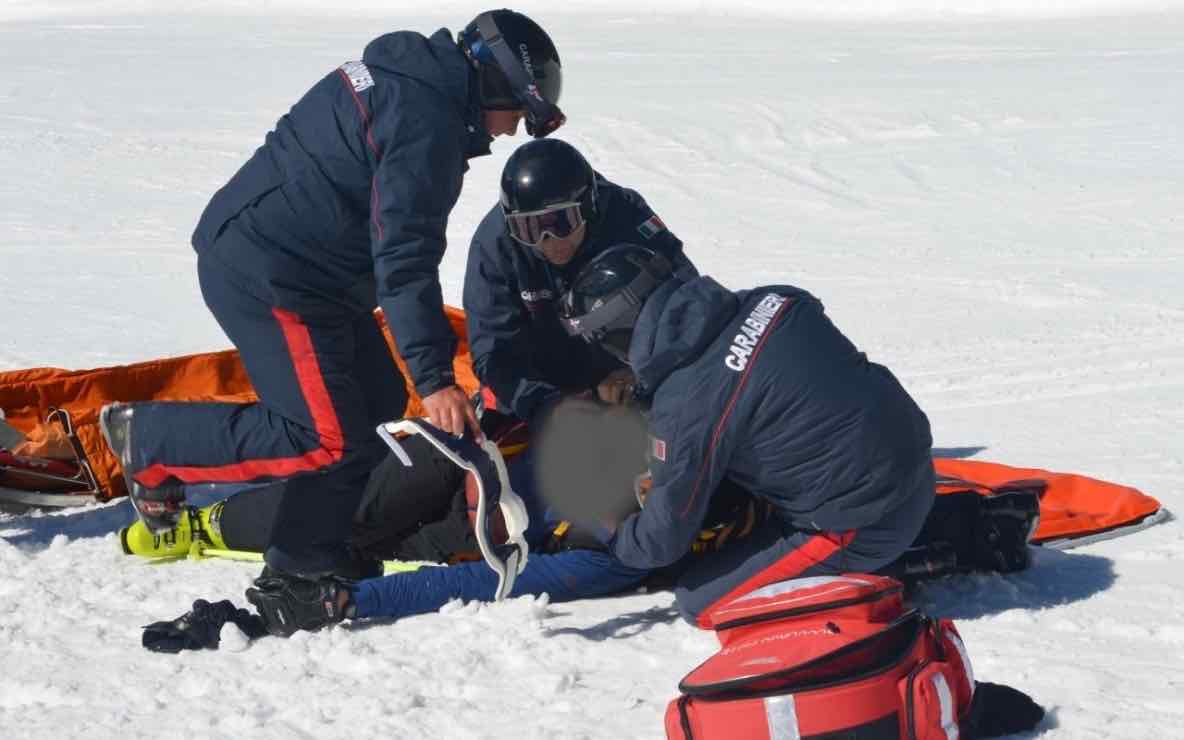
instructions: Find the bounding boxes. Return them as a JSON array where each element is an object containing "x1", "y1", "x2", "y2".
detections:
[{"x1": 637, "y1": 214, "x2": 666, "y2": 240}]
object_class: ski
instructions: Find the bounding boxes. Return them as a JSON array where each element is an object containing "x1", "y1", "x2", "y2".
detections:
[
  {"x1": 128, "y1": 538, "x2": 432, "y2": 575},
  {"x1": 0, "y1": 484, "x2": 96, "y2": 511}
]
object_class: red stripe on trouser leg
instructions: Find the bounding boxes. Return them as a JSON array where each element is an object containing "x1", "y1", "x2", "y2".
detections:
[
  {"x1": 135, "y1": 308, "x2": 346, "y2": 487},
  {"x1": 696, "y1": 531, "x2": 855, "y2": 629},
  {"x1": 272, "y1": 307, "x2": 346, "y2": 452}
]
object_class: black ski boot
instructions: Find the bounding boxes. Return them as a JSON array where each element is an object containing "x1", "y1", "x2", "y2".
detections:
[
  {"x1": 246, "y1": 573, "x2": 353, "y2": 637},
  {"x1": 973, "y1": 488, "x2": 1041, "y2": 573},
  {"x1": 99, "y1": 403, "x2": 186, "y2": 533},
  {"x1": 888, "y1": 486, "x2": 1042, "y2": 582}
]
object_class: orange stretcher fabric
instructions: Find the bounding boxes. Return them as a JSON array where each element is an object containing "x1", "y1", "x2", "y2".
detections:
[
  {"x1": 0, "y1": 307, "x2": 1162, "y2": 547},
  {"x1": 934, "y1": 457, "x2": 1162, "y2": 544},
  {"x1": 0, "y1": 307, "x2": 478, "y2": 499}
]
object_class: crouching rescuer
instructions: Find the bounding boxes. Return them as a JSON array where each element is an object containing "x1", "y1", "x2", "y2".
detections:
[{"x1": 554, "y1": 244, "x2": 936, "y2": 625}]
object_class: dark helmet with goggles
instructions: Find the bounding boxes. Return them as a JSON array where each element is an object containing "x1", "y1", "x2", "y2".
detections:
[
  {"x1": 559, "y1": 244, "x2": 674, "y2": 365},
  {"x1": 500, "y1": 139, "x2": 597, "y2": 248},
  {"x1": 459, "y1": 10, "x2": 565, "y2": 138}
]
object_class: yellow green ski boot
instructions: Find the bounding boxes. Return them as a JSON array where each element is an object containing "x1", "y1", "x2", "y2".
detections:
[{"x1": 119, "y1": 502, "x2": 226, "y2": 559}]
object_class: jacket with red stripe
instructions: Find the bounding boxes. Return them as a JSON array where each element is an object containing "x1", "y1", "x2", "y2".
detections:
[
  {"x1": 609, "y1": 277, "x2": 933, "y2": 570},
  {"x1": 191, "y1": 29, "x2": 491, "y2": 398}
]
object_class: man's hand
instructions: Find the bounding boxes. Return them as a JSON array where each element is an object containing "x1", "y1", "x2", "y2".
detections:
[
  {"x1": 596, "y1": 368, "x2": 636, "y2": 406},
  {"x1": 422, "y1": 385, "x2": 483, "y2": 441}
]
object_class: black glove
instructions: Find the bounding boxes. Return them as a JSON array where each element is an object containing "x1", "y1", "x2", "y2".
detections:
[
  {"x1": 142, "y1": 599, "x2": 267, "y2": 653},
  {"x1": 963, "y1": 681, "x2": 1045, "y2": 738},
  {"x1": 245, "y1": 574, "x2": 352, "y2": 638}
]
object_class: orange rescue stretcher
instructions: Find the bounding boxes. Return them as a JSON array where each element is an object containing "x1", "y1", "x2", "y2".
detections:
[{"x1": 0, "y1": 307, "x2": 1165, "y2": 548}]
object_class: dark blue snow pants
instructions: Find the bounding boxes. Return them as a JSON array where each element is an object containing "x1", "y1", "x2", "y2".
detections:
[
  {"x1": 675, "y1": 460, "x2": 935, "y2": 627},
  {"x1": 128, "y1": 254, "x2": 408, "y2": 571}
]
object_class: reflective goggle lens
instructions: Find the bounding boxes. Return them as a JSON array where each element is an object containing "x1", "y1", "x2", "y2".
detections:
[{"x1": 505, "y1": 203, "x2": 584, "y2": 247}]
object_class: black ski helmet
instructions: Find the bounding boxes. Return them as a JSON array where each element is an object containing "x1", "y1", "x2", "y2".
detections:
[
  {"x1": 459, "y1": 10, "x2": 565, "y2": 137},
  {"x1": 501, "y1": 138, "x2": 597, "y2": 216},
  {"x1": 559, "y1": 244, "x2": 674, "y2": 364}
]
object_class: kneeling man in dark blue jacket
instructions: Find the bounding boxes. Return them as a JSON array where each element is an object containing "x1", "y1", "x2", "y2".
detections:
[
  {"x1": 557, "y1": 245, "x2": 935, "y2": 626},
  {"x1": 100, "y1": 10, "x2": 566, "y2": 581}
]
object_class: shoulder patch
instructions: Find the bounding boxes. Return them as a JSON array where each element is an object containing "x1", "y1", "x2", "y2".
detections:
[
  {"x1": 637, "y1": 214, "x2": 667, "y2": 240},
  {"x1": 340, "y1": 60, "x2": 374, "y2": 92}
]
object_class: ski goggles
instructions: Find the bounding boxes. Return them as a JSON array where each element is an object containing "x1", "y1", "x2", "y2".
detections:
[
  {"x1": 559, "y1": 288, "x2": 643, "y2": 362},
  {"x1": 504, "y1": 201, "x2": 585, "y2": 248}
]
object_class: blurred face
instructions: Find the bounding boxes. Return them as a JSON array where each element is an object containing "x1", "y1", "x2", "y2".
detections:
[
  {"x1": 484, "y1": 109, "x2": 526, "y2": 137},
  {"x1": 536, "y1": 222, "x2": 587, "y2": 266}
]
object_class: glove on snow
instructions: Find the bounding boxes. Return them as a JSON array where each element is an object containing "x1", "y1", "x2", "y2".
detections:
[
  {"x1": 142, "y1": 599, "x2": 267, "y2": 653},
  {"x1": 245, "y1": 573, "x2": 352, "y2": 638}
]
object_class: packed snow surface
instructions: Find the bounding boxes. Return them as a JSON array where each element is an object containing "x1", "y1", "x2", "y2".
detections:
[{"x1": 1, "y1": 2, "x2": 1182, "y2": 738}]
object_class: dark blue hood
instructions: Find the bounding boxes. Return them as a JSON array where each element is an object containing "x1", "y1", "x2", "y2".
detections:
[
  {"x1": 629, "y1": 276, "x2": 739, "y2": 396},
  {"x1": 364, "y1": 29, "x2": 490, "y2": 155}
]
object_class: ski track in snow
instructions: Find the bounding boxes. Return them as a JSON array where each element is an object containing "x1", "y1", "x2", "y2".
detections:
[{"x1": 2, "y1": 6, "x2": 1183, "y2": 739}]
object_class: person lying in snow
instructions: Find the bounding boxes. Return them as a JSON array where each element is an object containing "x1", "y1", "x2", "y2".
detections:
[
  {"x1": 135, "y1": 419, "x2": 1036, "y2": 641},
  {"x1": 125, "y1": 414, "x2": 772, "y2": 636},
  {"x1": 129, "y1": 399, "x2": 1041, "y2": 641}
]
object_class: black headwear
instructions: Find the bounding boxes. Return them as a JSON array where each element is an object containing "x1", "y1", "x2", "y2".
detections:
[
  {"x1": 500, "y1": 139, "x2": 597, "y2": 247},
  {"x1": 458, "y1": 10, "x2": 565, "y2": 137},
  {"x1": 559, "y1": 244, "x2": 674, "y2": 364}
]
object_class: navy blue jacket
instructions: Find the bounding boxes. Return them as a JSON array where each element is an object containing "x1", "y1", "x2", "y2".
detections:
[
  {"x1": 610, "y1": 277, "x2": 933, "y2": 570},
  {"x1": 463, "y1": 178, "x2": 696, "y2": 421},
  {"x1": 192, "y1": 30, "x2": 491, "y2": 398}
]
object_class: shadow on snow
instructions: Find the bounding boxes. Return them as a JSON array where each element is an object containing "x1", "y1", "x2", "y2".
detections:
[
  {"x1": 0, "y1": 497, "x2": 132, "y2": 550},
  {"x1": 909, "y1": 546, "x2": 1115, "y2": 620}
]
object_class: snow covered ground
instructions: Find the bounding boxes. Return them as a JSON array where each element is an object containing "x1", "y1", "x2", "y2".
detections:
[{"x1": 2, "y1": 2, "x2": 1183, "y2": 738}]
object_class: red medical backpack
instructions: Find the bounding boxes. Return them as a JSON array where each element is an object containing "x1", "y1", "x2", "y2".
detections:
[{"x1": 666, "y1": 574, "x2": 974, "y2": 740}]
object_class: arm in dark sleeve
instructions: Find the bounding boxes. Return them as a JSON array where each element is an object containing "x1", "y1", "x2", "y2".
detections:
[
  {"x1": 610, "y1": 399, "x2": 736, "y2": 570},
  {"x1": 462, "y1": 226, "x2": 564, "y2": 421},
  {"x1": 370, "y1": 97, "x2": 465, "y2": 398},
  {"x1": 350, "y1": 550, "x2": 649, "y2": 620}
]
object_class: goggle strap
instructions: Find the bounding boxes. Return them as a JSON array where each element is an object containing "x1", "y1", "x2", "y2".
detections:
[
  {"x1": 508, "y1": 200, "x2": 582, "y2": 219},
  {"x1": 563, "y1": 266, "x2": 663, "y2": 337}
]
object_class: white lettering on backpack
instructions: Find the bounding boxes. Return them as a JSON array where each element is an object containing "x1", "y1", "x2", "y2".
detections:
[
  {"x1": 719, "y1": 626, "x2": 835, "y2": 657},
  {"x1": 724, "y1": 293, "x2": 788, "y2": 372},
  {"x1": 340, "y1": 61, "x2": 374, "y2": 92}
]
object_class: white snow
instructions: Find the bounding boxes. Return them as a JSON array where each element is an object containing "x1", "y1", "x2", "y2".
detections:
[{"x1": 2, "y1": 2, "x2": 1183, "y2": 738}]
